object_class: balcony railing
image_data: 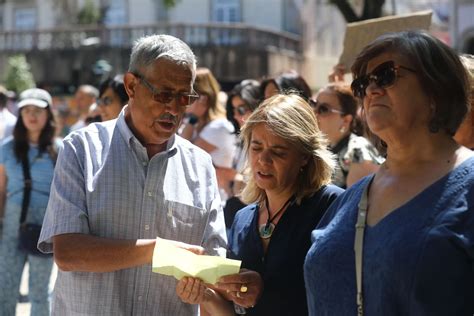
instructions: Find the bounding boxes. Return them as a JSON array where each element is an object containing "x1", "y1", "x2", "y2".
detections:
[{"x1": 0, "y1": 23, "x2": 301, "y2": 53}]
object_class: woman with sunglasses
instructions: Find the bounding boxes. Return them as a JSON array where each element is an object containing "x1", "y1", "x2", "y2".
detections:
[
  {"x1": 312, "y1": 83, "x2": 383, "y2": 188},
  {"x1": 0, "y1": 88, "x2": 61, "y2": 315},
  {"x1": 97, "y1": 74, "x2": 129, "y2": 121},
  {"x1": 219, "y1": 79, "x2": 263, "y2": 229},
  {"x1": 304, "y1": 31, "x2": 474, "y2": 315},
  {"x1": 180, "y1": 68, "x2": 236, "y2": 202}
]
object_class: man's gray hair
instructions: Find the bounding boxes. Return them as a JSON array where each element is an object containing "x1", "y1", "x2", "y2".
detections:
[
  {"x1": 128, "y1": 34, "x2": 196, "y2": 81},
  {"x1": 78, "y1": 85, "x2": 99, "y2": 98}
]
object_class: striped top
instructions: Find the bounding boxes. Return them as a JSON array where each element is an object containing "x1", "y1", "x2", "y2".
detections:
[{"x1": 39, "y1": 107, "x2": 227, "y2": 315}]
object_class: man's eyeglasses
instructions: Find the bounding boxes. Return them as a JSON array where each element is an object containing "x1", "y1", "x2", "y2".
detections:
[
  {"x1": 351, "y1": 60, "x2": 416, "y2": 98},
  {"x1": 310, "y1": 100, "x2": 345, "y2": 116},
  {"x1": 97, "y1": 96, "x2": 113, "y2": 107},
  {"x1": 132, "y1": 72, "x2": 199, "y2": 107},
  {"x1": 234, "y1": 104, "x2": 250, "y2": 116}
]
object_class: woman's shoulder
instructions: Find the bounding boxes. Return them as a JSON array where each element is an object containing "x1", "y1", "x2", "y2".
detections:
[{"x1": 234, "y1": 203, "x2": 258, "y2": 220}]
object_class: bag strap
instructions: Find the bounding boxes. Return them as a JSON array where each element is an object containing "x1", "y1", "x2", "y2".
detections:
[
  {"x1": 354, "y1": 175, "x2": 374, "y2": 316},
  {"x1": 19, "y1": 154, "x2": 32, "y2": 225}
]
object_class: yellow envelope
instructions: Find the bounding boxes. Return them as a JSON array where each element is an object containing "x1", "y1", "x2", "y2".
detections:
[{"x1": 152, "y1": 238, "x2": 241, "y2": 284}]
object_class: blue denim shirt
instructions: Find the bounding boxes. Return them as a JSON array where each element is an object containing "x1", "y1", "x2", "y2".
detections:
[{"x1": 0, "y1": 137, "x2": 60, "y2": 209}]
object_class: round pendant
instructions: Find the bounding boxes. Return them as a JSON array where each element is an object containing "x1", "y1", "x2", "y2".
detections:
[{"x1": 259, "y1": 223, "x2": 275, "y2": 239}]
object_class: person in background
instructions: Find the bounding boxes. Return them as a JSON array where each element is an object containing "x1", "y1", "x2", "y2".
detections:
[
  {"x1": 69, "y1": 84, "x2": 99, "y2": 131},
  {"x1": 177, "y1": 94, "x2": 343, "y2": 316},
  {"x1": 0, "y1": 88, "x2": 60, "y2": 316},
  {"x1": 180, "y1": 67, "x2": 236, "y2": 202},
  {"x1": 38, "y1": 34, "x2": 227, "y2": 315},
  {"x1": 97, "y1": 74, "x2": 129, "y2": 121},
  {"x1": 311, "y1": 83, "x2": 383, "y2": 188},
  {"x1": 261, "y1": 71, "x2": 312, "y2": 101},
  {"x1": 221, "y1": 79, "x2": 262, "y2": 229},
  {"x1": 0, "y1": 85, "x2": 17, "y2": 141},
  {"x1": 305, "y1": 30, "x2": 474, "y2": 315},
  {"x1": 454, "y1": 54, "x2": 474, "y2": 149}
]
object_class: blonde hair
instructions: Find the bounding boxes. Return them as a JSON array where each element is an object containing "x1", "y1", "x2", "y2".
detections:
[
  {"x1": 193, "y1": 68, "x2": 225, "y2": 123},
  {"x1": 239, "y1": 94, "x2": 336, "y2": 205},
  {"x1": 460, "y1": 54, "x2": 474, "y2": 108}
]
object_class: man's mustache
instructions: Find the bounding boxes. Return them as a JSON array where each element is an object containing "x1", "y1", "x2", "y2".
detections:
[{"x1": 149, "y1": 113, "x2": 179, "y2": 127}]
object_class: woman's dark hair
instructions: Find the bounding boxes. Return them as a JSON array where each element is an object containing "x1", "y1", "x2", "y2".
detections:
[
  {"x1": 226, "y1": 79, "x2": 263, "y2": 132},
  {"x1": 13, "y1": 105, "x2": 57, "y2": 163},
  {"x1": 325, "y1": 83, "x2": 364, "y2": 135},
  {"x1": 351, "y1": 30, "x2": 470, "y2": 153},
  {"x1": 99, "y1": 74, "x2": 128, "y2": 106},
  {"x1": 261, "y1": 71, "x2": 312, "y2": 101}
]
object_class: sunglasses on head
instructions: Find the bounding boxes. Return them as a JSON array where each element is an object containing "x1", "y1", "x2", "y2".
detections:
[
  {"x1": 133, "y1": 72, "x2": 200, "y2": 107},
  {"x1": 97, "y1": 96, "x2": 113, "y2": 107},
  {"x1": 351, "y1": 61, "x2": 416, "y2": 98},
  {"x1": 310, "y1": 100, "x2": 345, "y2": 116}
]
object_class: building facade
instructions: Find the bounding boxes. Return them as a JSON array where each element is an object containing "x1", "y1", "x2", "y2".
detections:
[{"x1": 0, "y1": 0, "x2": 304, "y2": 91}]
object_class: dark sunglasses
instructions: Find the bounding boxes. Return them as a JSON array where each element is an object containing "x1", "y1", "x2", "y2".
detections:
[
  {"x1": 132, "y1": 72, "x2": 199, "y2": 107},
  {"x1": 310, "y1": 100, "x2": 345, "y2": 116},
  {"x1": 234, "y1": 104, "x2": 250, "y2": 116},
  {"x1": 97, "y1": 96, "x2": 113, "y2": 107},
  {"x1": 351, "y1": 61, "x2": 416, "y2": 98}
]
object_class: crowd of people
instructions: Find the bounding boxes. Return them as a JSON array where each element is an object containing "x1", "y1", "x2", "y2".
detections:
[{"x1": 0, "y1": 30, "x2": 473, "y2": 315}]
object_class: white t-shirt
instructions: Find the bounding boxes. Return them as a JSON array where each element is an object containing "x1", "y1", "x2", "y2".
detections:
[
  {"x1": 0, "y1": 108, "x2": 17, "y2": 141},
  {"x1": 199, "y1": 118, "x2": 236, "y2": 168}
]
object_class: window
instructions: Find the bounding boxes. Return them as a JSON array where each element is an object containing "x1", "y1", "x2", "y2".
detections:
[{"x1": 14, "y1": 8, "x2": 37, "y2": 30}]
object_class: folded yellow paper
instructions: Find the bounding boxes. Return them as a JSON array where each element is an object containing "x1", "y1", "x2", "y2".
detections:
[{"x1": 152, "y1": 238, "x2": 241, "y2": 284}]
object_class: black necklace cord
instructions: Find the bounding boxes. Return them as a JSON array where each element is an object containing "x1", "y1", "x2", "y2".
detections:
[{"x1": 264, "y1": 195, "x2": 294, "y2": 230}]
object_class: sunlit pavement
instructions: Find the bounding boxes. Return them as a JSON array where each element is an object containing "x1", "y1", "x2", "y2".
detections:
[{"x1": 16, "y1": 263, "x2": 57, "y2": 316}]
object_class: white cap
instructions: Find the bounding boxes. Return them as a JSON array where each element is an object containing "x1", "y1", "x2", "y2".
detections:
[{"x1": 17, "y1": 88, "x2": 52, "y2": 109}]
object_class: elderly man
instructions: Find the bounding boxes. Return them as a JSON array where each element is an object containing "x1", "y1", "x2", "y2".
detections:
[{"x1": 39, "y1": 34, "x2": 227, "y2": 315}]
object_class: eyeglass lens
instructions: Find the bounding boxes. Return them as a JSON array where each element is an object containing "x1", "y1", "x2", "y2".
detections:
[
  {"x1": 351, "y1": 61, "x2": 397, "y2": 98},
  {"x1": 135, "y1": 72, "x2": 199, "y2": 106}
]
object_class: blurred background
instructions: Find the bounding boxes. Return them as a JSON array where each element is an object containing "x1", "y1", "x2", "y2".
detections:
[{"x1": 0, "y1": 0, "x2": 472, "y2": 133}]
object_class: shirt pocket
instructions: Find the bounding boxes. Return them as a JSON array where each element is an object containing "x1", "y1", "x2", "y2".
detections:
[{"x1": 157, "y1": 200, "x2": 209, "y2": 246}]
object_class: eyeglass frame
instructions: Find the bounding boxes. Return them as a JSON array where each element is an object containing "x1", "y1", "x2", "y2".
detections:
[
  {"x1": 310, "y1": 99, "x2": 345, "y2": 116},
  {"x1": 97, "y1": 96, "x2": 114, "y2": 107},
  {"x1": 351, "y1": 60, "x2": 416, "y2": 98},
  {"x1": 131, "y1": 71, "x2": 199, "y2": 107}
]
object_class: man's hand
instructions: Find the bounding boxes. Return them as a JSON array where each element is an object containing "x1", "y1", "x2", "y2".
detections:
[
  {"x1": 176, "y1": 277, "x2": 207, "y2": 304},
  {"x1": 215, "y1": 269, "x2": 263, "y2": 309}
]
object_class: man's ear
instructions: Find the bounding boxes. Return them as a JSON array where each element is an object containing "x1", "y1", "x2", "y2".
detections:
[{"x1": 124, "y1": 72, "x2": 137, "y2": 99}]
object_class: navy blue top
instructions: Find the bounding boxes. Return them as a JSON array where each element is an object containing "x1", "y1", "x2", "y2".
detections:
[
  {"x1": 304, "y1": 157, "x2": 474, "y2": 316},
  {"x1": 228, "y1": 185, "x2": 343, "y2": 316}
]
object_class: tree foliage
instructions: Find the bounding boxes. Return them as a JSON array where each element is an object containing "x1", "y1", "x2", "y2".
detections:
[
  {"x1": 163, "y1": 0, "x2": 180, "y2": 9},
  {"x1": 77, "y1": 0, "x2": 101, "y2": 25},
  {"x1": 329, "y1": 0, "x2": 385, "y2": 23},
  {"x1": 4, "y1": 55, "x2": 35, "y2": 94}
]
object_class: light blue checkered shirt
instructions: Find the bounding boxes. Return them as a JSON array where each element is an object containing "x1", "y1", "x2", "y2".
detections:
[{"x1": 39, "y1": 107, "x2": 227, "y2": 315}]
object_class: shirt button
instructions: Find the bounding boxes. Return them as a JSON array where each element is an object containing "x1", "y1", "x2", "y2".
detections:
[
  {"x1": 142, "y1": 161, "x2": 148, "y2": 166},
  {"x1": 147, "y1": 191, "x2": 152, "y2": 197},
  {"x1": 144, "y1": 225, "x2": 150, "y2": 231},
  {"x1": 138, "y1": 295, "x2": 143, "y2": 301}
]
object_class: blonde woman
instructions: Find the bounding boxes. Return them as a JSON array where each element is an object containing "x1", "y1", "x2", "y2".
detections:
[
  {"x1": 177, "y1": 94, "x2": 343, "y2": 315},
  {"x1": 180, "y1": 68, "x2": 236, "y2": 199}
]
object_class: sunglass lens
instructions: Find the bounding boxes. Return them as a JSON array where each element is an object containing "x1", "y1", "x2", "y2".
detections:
[
  {"x1": 155, "y1": 91, "x2": 173, "y2": 104},
  {"x1": 237, "y1": 106, "x2": 248, "y2": 115},
  {"x1": 351, "y1": 77, "x2": 368, "y2": 98}
]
